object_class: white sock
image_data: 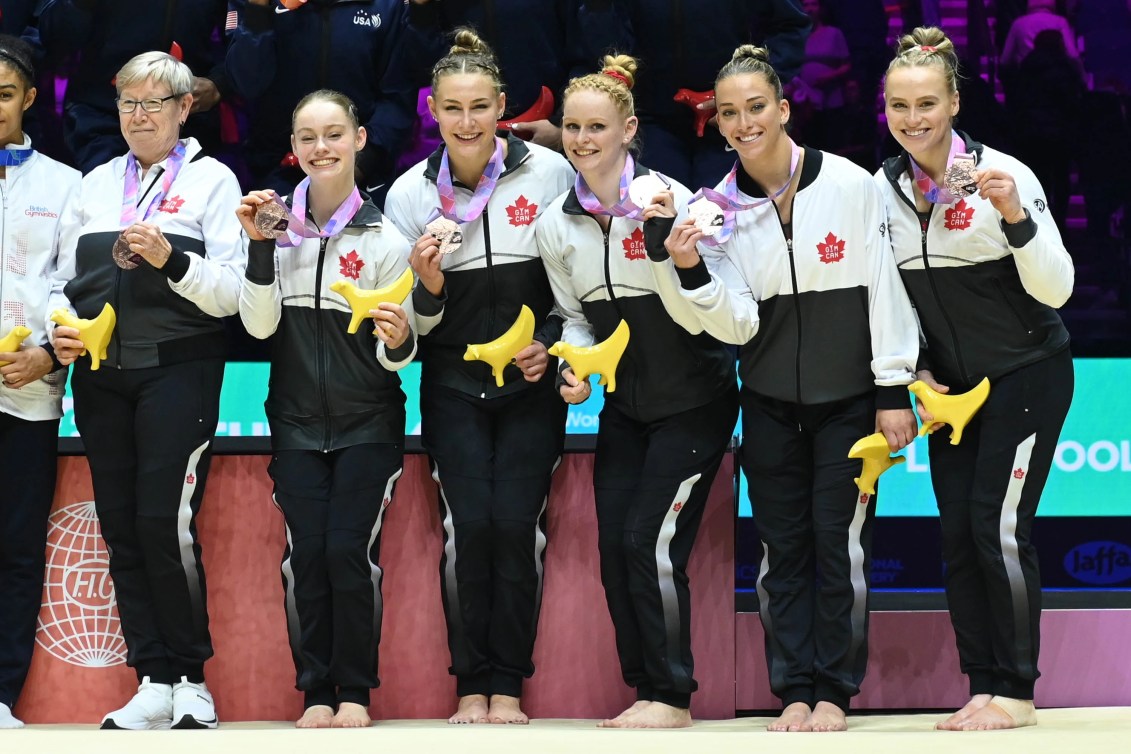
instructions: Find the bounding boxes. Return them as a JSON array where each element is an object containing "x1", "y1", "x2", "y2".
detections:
[{"x1": 0, "y1": 702, "x2": 25, "y2": 729}]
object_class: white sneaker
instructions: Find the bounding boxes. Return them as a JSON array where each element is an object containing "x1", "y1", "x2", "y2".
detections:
[
  {"x1": 171, "y1": 677, "x2": 218, "y2": 729},
  {"x1": 0, "y1": 702, "x2": 25, "y2": 729},
  {"x1": 100, "y1": 677, "x2": 173, "y2": 730}
]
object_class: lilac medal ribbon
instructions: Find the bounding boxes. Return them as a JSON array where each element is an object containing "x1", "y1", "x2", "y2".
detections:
[
  {"x1": 574, "y1": 153, "x2": 658, "y2": 220},
  {"x1": 435, "y1": 136, "x2": 505, "y2": 223},
  {"x1": 0, "y1": 146, "x2": 34, "y2": 167},
  {"x1": 276, "y1": 177, "x2": 363, "y2": 248},
  {"x1": 909, "y1": 130, "x2": 970, "y2": 205},
  {"x1": 121, "y1": 140, "x2": 188, "y2": 227},
  {"x1": 695, "y1": 139, "x2": 802, "y2": 246}
]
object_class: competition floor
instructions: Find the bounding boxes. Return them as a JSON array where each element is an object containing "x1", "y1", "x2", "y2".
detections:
[{"x1": 4, "y1": 708, "x2": 1129, "y2": 754}]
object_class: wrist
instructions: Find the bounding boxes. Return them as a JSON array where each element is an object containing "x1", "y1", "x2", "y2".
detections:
[{"x1": 1003, "y1": 208, "x2": 1027, "y2": 225}]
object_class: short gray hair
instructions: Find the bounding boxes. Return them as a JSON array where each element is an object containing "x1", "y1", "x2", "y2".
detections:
[{"x1": 115, "y1": 51, "x2": 193, "y2": 98}]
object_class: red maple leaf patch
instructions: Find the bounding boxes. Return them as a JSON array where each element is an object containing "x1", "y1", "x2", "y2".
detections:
[
  {"x1": 158, "y1": 195, "x2": 185, "y2": 214},
  {"x1": 944, "y1": 198, "x2": 975, "y2": 231},
  {"x1": 817, "y1": 231, "x2": 845, "y2": 264},
  {"x1": 1013, "y1": 468, "x2": 1025, "y2": 479},
  {"x1": 622, "y1": 227, "x2": 646, "y2": 260},
  {"x1": 338, "y1": 249, "x2": 365, "y2": 280},
  {"x1": 506, "y1": 195, "x2": 537, "y2": 226},
  {"x1": 672, "y1": 501, "x2": 684, "y2": 512}
]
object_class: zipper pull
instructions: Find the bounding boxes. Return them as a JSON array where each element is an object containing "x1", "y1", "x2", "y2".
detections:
[{"x1": 786, "y1": 238, "x2": 793, "y2": 253}]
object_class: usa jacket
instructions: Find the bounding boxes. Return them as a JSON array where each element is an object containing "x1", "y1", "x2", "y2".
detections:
[
  {"x1": 876, "y1": 134, "x2": 1073, "y2": 389},
  {"x1": 240, "y1": 195, "x2": 414, "y2": 451},
  {"x1": 384, "y1": 135, "x2": 573, "y2": 399},
  {"x1": 226, "y1": 0, "x2": 416, "y2": 191},
  {"x1": 51, "y1": 137, "x2": 246, "y2": 369},
  {"x1": 537, "y1": 164, "x2": 735, "y2": 423},
  {"x1": 0, "y1": 140, "x2": 80, "y2": 421},
  {"x1": 654, "y1": 148, "x2": 918, "y2": 408}
]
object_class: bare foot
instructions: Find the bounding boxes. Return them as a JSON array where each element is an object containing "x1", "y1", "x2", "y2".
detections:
[
  {"x1": 598, "y1": 700, "x2": 652, "y2": 728},
  {"x1": 805, "y1": 701, "x2": 847, "y2": 732},
  {"x1": 768, "y1": 701, "x2": 811, "y2": 732},
  {"x1": 331, "y1": 702, "x2": 371, "y2": 728},
  {"x1": 958, "y1": 696, "x2": 1037, "y2": 731},
  {"x1": 448, "y1": 694, "x2": 489, "y2": 724},
  {"x1": 487, "y1": 695, "x2": 529, "y2": 724},
  {"x1": 936, "y1": 694, "x2": 993, "y2": 731},
  {"x1": 295, "y1": 704, "x2": 334, "y2": 729},
  {"x1": 619, "y1": 702, "x2": 692, "y2": 729}
]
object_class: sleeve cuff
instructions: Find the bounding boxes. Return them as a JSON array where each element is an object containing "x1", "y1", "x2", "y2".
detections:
[
  {"x1": 385, "y1": 328, "x2": 415, "y2": 362},
  {"x1": 245, "y1": 239, "x2": 277, "y2": 284},
  {"x1": 413, "y1": 283, "x2": 446, "y2": 316},
  {"x1": 876, "y1": 384, "x2": 912, "y2": 410},
  {"x1": 644, "y1": 216, "x2": 675, "y2": 261},
  {"x1": 159, "y1": 247, "x2": 191, "y2": 282},
  {"x1": 41, "y1": 343, "x2": 65, "y2": 373},
  {"x1": 244, "y1": 3, "x2": 275, "y2": 33},
  {"x1": 534, "y1": 314, "x2": 564, "y2": 348},
  {"x1": 676, "y1": 258, "x2": 712, "y2": 289},
  {"x1": 1001, "y1": 208, "x2": 1037, "y2": 248}
]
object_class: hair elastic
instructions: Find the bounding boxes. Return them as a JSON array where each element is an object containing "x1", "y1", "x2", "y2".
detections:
[{"x1": 603, "y1": 69, "x2": 631, "y2": 88}]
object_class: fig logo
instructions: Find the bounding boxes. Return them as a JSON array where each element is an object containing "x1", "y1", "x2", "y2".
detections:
[
  {"x1": 36, "y1": 501, "x2": 126, "y2": 667},
  {"x1": 1064, "y1": 541, "x2": 1131, "y2": 585}
]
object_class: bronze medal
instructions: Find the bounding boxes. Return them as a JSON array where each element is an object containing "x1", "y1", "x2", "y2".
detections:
[
  {"x1": 943, "y1": 155, "x2": 977, "y2": 198},
  {"x1": 427, "y1": 216, "x2": 463, "y2": 255},
  {"x1": 112, "y1": 232, "x2": 141, "y2": 270},
  {"x1": 254, "y1": 199, "x2": 291, "y2": 239}
]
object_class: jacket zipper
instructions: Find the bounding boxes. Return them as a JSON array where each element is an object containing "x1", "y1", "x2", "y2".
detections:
[
  {"x1": 315, "y1": 237, "x2": 331, "y2": 450},
  {"x1": 481, "y1": 205, "x2": 495, "y2": 398},
  {"x1": 916, "y1": 209, "x2": 970, "y2": 381},
  {"x1": 596, "y1": 217, "x2": 636, "y2": 411},
  {"x1": 771, "y1": 202, "x2": 802, "y2": 406}
]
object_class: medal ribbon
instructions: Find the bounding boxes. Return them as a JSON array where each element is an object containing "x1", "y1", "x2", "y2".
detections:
[
  {"x1": 696, "y1": 139, "x2": 802, "y2": 246},
  {"x1": 436, "y1": 136, "x2": 505, "y2": 223},
  {"x1": 909, "y1": 130, "x2": 970, "y2": 205},
  {"x1": 277, "y1": 178, "x2": 363, "y2": 248},
  {"x1": 121, "y1": 140, "x2": 188, "y2": 227},
  {"x1": 574, "y1": 153, "x2": 666, "y2": 220}
]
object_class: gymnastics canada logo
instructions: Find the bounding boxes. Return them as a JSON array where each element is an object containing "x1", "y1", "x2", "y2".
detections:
[
  {"x1": 944, "y1": 199, "x2": 974, "y2": 230},
  {"x1": 338, "y1": 250, "x2": 365, "y2": 280},
  {"x1": 506, "y1": 196, "x2": 537, "y2": 226},
  {"x1": 622, "y1": 228, "x2": 646, "y2": 260},
  {"x1": 36, "y1": 501, "x2": 126, "y2": 667},
  {"x1": 816, "y1": 232, "x2": 845, "y2": 264},
  {"x1": 158, "y1": 195, "x2": 185, "y2": 214}
]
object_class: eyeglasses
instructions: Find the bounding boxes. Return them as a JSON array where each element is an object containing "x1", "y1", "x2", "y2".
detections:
[{"x1": 115, "y1": 94, "x2": 180, "y2": 114}]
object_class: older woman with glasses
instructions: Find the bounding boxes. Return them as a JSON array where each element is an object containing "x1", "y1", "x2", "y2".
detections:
[{"x1": 51, "y1": 51, "x2": 245, "y2": 731}]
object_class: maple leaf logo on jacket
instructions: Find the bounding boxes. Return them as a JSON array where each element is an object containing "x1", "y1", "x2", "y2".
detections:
[
  {"x1": 158, "y1": 195, "x2": 184, "y2": 214},
  {"x1": 506, "y1": 195, "x2": 537, "y2": 226},
  {"x1": 944, "y1": 198, "x2": 975, "y2": 231},
  {"x1": 817, "y1": 231, "x2": 845, "y2": 264},
  {"x1": 622, "y1": 227, "x2": 646, "y2": 260},
  {"x1": 338, "y1": 250, "x2": 365, "y2": 280}
]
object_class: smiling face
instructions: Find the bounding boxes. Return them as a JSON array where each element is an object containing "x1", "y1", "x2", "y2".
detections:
[
  {"x1": 561, "y1": 88, "x2": 636, "y2": 180},
  {"x1": 0, "y1": 62, "x2": 34, "y2": 149},
  {"x1": 714, "y1": 72, "x2": 789, "y2": 163},
  {"x1": 884, "y1": 65, "x2": 960, "y2": 164},
  {"x1": 428, "y1": 72, "x2": 505, "y2": 163},
  {"x1": 118, "y1": 76, "x2": 191, "y2": 168},
  {"x1": 290, "y1": 99, "x2": 366, "y2": 182}
]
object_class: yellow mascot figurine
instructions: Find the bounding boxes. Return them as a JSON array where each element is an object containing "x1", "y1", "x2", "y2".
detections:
[
  {"x1": 0, "y1": 325, "x2": 32, "y2": 367},
  {"x1": 464, "y1": 305, "x2": 535, "y2": 387},
  {"x1": 329, "y1": 267, "x2": 415, "y2": 334},
  {"x1": 847, "y1": 432, "x2": 906, "y2": 496},
  {"x1": 908, "y1": 377, "x2": 991, "y2": 446},
  {"x1": 547, "y1": 320, "x2": 631, "y2": 393},
  {"x1": 50, "y1": 303, "x2": 117, "y2": 371}
]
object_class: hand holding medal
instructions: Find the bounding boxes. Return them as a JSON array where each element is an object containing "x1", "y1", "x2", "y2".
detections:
[
  {"x1": 973, "y1": 167, "x2": 1026, "y2": 224},
  {"x1": 114, "y1": 222, "x2": 172, "y2": 270}
]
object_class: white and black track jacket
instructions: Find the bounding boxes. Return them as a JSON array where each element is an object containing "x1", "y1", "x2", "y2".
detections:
[
  {"x1": 876, "y1": 134, "x2": 1073, "y2": 389},
  {"x1": 384, "y1": 135, "x2": 574, "y2": 398},
  {"x1": 654, "y1": 148, "x2": 918, "y2": 408},
  {"x1": 0, "y1": 139, "x2": 80, "y2": 421},
  {"x1": 537, "y1": 163, "x2": 736, "y2": 423},
  {"x1": 51, "y1": 137, "x2": 246, "y2": 369}
]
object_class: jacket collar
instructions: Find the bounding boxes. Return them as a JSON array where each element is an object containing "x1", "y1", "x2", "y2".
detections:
[
  {"x1": 423, "y1": 132, "x2": 531, "y2": 184},
  {"x1": 283, "y1": 190, "x2": 385, "y2": 228},
  {"x1": 562, "y1": 156, "x2": 651, "y2": 216},
  {"x1": 735, "y1": 145, "x2": 822, "y2": 198}
]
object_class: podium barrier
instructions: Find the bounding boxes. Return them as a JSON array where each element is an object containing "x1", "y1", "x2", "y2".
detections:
[{"x1": 16, "y1": 452, "x2": 737, "y2": 723}]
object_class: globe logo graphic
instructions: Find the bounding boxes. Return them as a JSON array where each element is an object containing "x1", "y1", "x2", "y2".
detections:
[{"x1": 36, "y1": 501, "x2": 126, "y2": 666}]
